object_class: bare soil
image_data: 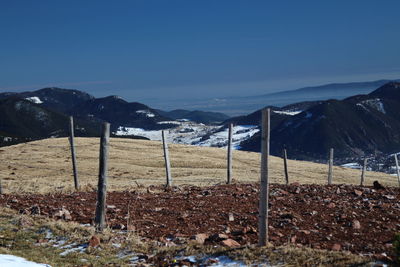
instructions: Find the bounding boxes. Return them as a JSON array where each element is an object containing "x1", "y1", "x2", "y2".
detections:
[{"x1": 1, "y1": 183, "x2": 399, "y2": 260}]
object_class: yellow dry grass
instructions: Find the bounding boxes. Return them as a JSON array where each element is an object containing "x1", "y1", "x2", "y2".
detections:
[{"x1": 0, "y1": 137, "x2": 396, "y2": 194}]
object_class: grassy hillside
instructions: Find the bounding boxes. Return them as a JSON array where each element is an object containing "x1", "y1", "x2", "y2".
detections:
[{"x1": 0, "y1": 138, "x2": 397, "y2": 194}]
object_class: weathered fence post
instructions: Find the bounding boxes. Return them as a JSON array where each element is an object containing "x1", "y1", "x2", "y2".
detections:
[
  {"x1": 258, "y1": 108, "x2": 270, "y2": 246},
  {"x1": 283, "y1": 148, "x2": 289, "y2": 185},
  {"x1": 360, "y1": 157, "x2": 367, "y2": 186},
  {"x1": 95, "y1": 122, "x2": 110, "y2": 232},
  {"x1": 69, "y1": 116, "x2": 79, "y2": 190},
  {"x1": 227, "y1": 123, "x2": 233, "y2": 184},
  {"x1": 328, "y1": 148, "x2": 334, "y2": 185},
  {"x1": 394, "y1": 153, "x2": 400, "y2": 187},
  {"x1": 162, "y1": 130, "x2": 172, "y2": 187}
]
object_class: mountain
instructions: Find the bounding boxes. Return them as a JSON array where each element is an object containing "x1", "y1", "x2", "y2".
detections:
[
  {"x1": 0, "y1": 97, "x2": 101, "y2": 146},
  {"x1": 173, "y1": 79, "x2": 400, "y2": 116},
  {"x1": 223, "y1": 101, "x2": 323, "y2": 126},
  {"x1": 156, "y1": 109, "x2": 230, "y2": 124},
  {"x1": 0, "y1": 88, "x2": 175, "y2": 146},
  {"x1": 0, "y1": 87, "x2": 94, "y2": 114},
  {"x1": 239, "y1": 82, "x2": 400, "y2": 159},
  {"x1": 69, "y1": 96, "x2": 174, "y2": 131}
]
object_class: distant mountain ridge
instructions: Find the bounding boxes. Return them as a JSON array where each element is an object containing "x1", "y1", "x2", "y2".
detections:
[
  {"x1": 186, "y1": 78, "x2": 400, "y2": 116},
  {"x1": 238, "y1": 82, "x2": 400, "y2": 159}
]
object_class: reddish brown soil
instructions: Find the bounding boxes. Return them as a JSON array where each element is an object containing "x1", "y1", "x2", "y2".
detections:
[{"x1": 1, "y1": 183, "x2": 399, "y2": 258}]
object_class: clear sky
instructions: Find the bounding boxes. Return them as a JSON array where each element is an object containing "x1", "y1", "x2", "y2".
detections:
[{"x1": 1, "y1": 0, "x2": 400, "y2": 108}]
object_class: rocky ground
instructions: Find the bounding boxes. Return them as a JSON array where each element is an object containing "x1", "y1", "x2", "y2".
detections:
[{"x1": 0, "y1": 183, "x2": 399, "y2": 263}]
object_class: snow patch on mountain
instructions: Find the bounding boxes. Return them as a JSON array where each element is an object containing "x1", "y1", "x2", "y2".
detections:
[
  {"x1": 136, "y1": 110, "x2": 155, "y2": 117},
  {"x1": 357, "y1": 98, "x2": 386, "y2": 114},
  {"x1": 273, "y1": 110, "x2": 302, "y2": 116},
  {"x1": 25, "y1": 96, "x2": 43, "y2": 104}
]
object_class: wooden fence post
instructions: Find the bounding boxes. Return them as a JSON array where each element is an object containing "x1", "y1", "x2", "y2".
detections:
[
  {"x1": 258, "y1": 108, "x2": 270, "y2": 246},
  {"x1": 360, "y1": 157, "x2": 367, "y2": 186},
  {"x1": 227, "y1": 123, "x2": 233, "y2": 184},
  {"x1": 328, "y1": 148, "x2": 334, "y2": 185},
  {"x1": 162, "y1": 130, "x2": 172, "y2": 187},
  {"x1": 95, "y1": 122, "x2": 110, "y2": 232},
  {"x1": 394, "y1": 153, "x2": 400, "y2": 187},
  {"x1": 69, "y1": 116, "x2": 79, "y2": 190},
  {"x1": 283, "y1": 148, "x2": 289, "y2": 185}
]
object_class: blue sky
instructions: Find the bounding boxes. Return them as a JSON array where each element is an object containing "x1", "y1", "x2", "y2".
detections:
[{"x1": 1, "y1": 0, "x2": 400, "y2": 108}]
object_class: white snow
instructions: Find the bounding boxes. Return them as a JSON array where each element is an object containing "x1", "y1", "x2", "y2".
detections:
[
  {"x1": 0, "y1": 254, "x2": 51, "y2": 267},
  {"x1": 25, "y1": 97, "x2": 43, "y2": 104},
  {"x1": 197, "y1": 125, "x2": 259, "y2": 148},
  {"x1": 136, "y1": 110, "x2": 155, "y2": 117},
  {"x1": 357, "y1": 98, "x2": 386, "y2": 114},
  {"x1": 273, "y1": 110, "x2": 302, "y2": 116},
  {"x1": 115, "y1": 127, "x2": 164, "y2": 140},
  {"x1": 341, "y1": 162, "x2": 362, "y2": 169},
  {"x1": 114, "y1": 122, "x2": 259, "y2": 149}
]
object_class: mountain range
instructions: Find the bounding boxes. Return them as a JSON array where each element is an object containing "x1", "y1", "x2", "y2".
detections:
[
  {"x1": 2, "y1": 81, "x2": 400, "y2": 162},
  {"x1": 0, "y1": 88, "x2": 229, "y2": 146},
  {"x1": 234, "y1": 82, "x2": 400, "y2": 160},
  {"x1": 180, "y1": 79, "x2": 400, "y2": 116}
]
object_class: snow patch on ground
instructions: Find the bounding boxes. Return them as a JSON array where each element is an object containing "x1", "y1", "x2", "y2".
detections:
[
  {"x1": 341, "y1": 163, "x2": 362, "y2": 170},
  {"x1": 273, "y1": 110, "x2": 302, "y2": 116},
  {"x1": 25, "y1": 97, "x2": 43, "y2": 104},
  {"x1": 136, "y1": 110, "x2": 155, "y2": 117},
  {"x1": 0, "y1": 254, "x2": 51, "y2": 267}
]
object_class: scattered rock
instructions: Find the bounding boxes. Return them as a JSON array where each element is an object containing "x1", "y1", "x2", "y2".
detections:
[
  {"x1": 332, "y1": 243, "x2": 341, "y2": 251},
  {"x1": 221, "y1": 238, "x2": 240, "y2": 247},
  {"x1": 190, "y1": 233, "x2": 209, "y2": 245},
  {"x1": 373, "y1": 181, "x2": 385, "y2": 190},
  {"x1": 354, "y1": 189, "x2": 363, "y2": 196},
  {"x1": 208, "y1": 233, "x2": 229, "y2": 242},
  {"x1": 228, "y1": 213, "x2": 234, "y2": 222},
  {"x1": 352, "y1": 220, "x2": 361, "y2": 230},
  {"x1": 327, "y1": 203, "x2": 336, "y2": 208},
  {"x1": 53, "y1": 208, "x2": 72, "y2": 220},
  {"x1": 89, "y1": 235, "x2": 100, "y2": 247}
]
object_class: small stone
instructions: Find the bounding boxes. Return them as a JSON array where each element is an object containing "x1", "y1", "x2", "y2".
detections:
[
  {"x1": 352, "y1": 220, "x2": 361, "y2": 230},
  {"x1": 327, "y1": 203, "x2": 336, "y2": 208},
  {"x1": 354, "y1": 190, "x2": 363, "y2": 196},
  {"x1": 373, "y1": 181, "x2": 385, "y2": 190},
  {"x1": 290, "y1": 235, "x2": 297, "y2": 243},
  {"x1": 62, "y1": 208, "x2": 72, "y2": 220},
  {"x1": 299, "y1": 230, "x2": 310, "y2": 235},
  {"x1": 89, "y1": 235, "x2": 101, "y2": 247},
  {"x1": 332, "y1": 243, "x2": 341, "y2": 251},
  {"x1": 191, "y1": 233, "x2": 209, "y2": 245},
  {"x1": 221, "y1": 238, "x2": 240, "y2": 248},
  {"x1": 209, "y1": 233, "x2": 229, "y2": 241},
  {"x1": 228, "y1": 213, "x2": 234, "y2": 222},
  {"x1": 336, "y1": 188, "x2": 341, "y2": 194}
]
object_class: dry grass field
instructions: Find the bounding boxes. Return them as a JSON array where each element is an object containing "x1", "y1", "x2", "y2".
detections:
[{"x1": 0, "y1": 137, "x2": 396, "y2": 193}]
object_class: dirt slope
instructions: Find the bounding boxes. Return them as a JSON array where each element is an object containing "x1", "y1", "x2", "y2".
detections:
[{"x1": 0, "y1": 137, "x2": 396, "y2": 193}]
